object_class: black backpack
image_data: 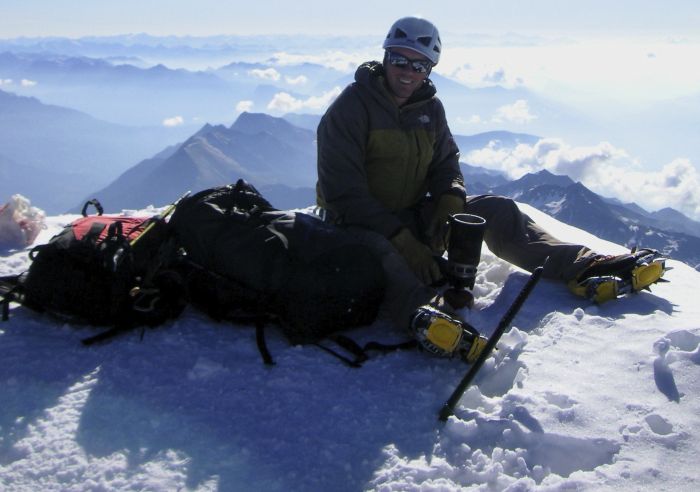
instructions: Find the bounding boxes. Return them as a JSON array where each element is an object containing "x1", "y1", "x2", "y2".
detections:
[
  {"x1": 0, "y1": 199, "x2": 185, "y2": 343},
  {"x1": 168, "y1": 180, "x2": 389, "y2": 361}
]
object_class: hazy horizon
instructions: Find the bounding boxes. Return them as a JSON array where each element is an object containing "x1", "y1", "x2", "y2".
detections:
[
  {"x1": 3, "y1": 0, "x2": 699, "y2": 38},
  {"x1": 2, "y1": 1, "x2": 700, "y2": 219}
]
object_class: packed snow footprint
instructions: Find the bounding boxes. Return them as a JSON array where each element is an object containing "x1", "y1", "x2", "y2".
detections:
[{"x1": 652, "y1": 329, "x2": 700, "y2": 403}]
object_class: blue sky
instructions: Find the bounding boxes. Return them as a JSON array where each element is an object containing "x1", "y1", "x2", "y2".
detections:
[{"x1": 1, "y1": 0, "x2": 699, "y2": 38}]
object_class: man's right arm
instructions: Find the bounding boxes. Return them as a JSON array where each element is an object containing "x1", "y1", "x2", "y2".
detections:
[{"x1": 316, "y1": 89, "x2": 403, "y2": 238}]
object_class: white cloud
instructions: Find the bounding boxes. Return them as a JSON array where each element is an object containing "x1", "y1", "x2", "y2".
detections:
[
  {"x1": 249, "y1": 68, "x2": 281, "y2": 81},
  {"x1": 267, "y1": 93, "x2": 298, "y2": 112},
  {"x1": 268, "y1": 50, "x2": 367, "y2": 72},
  {"x1": 492, "y1": 100, "x2": 537, "y2": 124},
  {"x1": 483, "y1": 68, "x2": 506, "y2": 84},
  {"x1": 0, "y1": 79, "x2": 12, "y2": 85},
  {"x1": 445, "y1": 63, "x2": 522, "y2": 89},
  {"x1": 162, "y1": 115, "x2": 184, "y2": 127},
  {"x1": 605, "y1": 158, "x2": 700, "y2": 220},
  {"x1": 465, "y1": 138, "x2": 629, "y2": 181},
  {"x1": 236, "y1": 100, "x2": 254, "y2": 113},
  {"x1": 464, "y1": 139, "x2": 700, "y2": 220},
  {"x1": 20, "y1": 79, "x2": 37, "y2": 87},
  {"x1": 285, "y1": 75, "x2": 308, "y2": 85},
  {"x1": 266, "y1": 87, "x2": 342, "y2": 113}
]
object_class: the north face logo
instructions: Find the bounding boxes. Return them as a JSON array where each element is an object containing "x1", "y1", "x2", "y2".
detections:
[{"x1": 418, "y1": 114, "x2": 430, "y2": 124}]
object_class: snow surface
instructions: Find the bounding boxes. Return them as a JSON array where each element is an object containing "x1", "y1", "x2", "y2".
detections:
[{"x1": 1, "y1": 204, "x2": 699, "y2": 491}]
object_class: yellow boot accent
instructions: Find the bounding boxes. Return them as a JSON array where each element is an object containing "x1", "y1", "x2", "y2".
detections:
[
  {"x1": 425, "y1": 317, "x2": 463, "y2": 353},
  {"x1": 411, "y1": 305, "x2": 487, "y2": 362},
  {"x1": 591, "y1": 279, "x2": 619, "y2": 303},
  {"x1": 567, "y1": 277, "x2": 619, "y2": 303},
  {"x1": 463, "y1": 335, "x2": 488, "y2": 363},
  {"x1": 567, "y1": 280, "x2": 586, "y2": 298},
  {"x1": 631, "y1": 260, "x2": 664, "y2": 291},
  {"x1": 569, "y1": 254, "x2": 667, "y2": 304}
]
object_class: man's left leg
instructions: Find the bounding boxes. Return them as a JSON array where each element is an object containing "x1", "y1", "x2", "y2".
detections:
[
  {"x1": 462, "y1": 195, "x2": 666, "y2": 302},
  {"x1": 464, "y1": 194, "x2": 596, "y2": 281}
]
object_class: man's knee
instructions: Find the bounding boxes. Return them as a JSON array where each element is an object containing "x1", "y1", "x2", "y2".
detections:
[
  {"x1": 344, "y1": 226, "x2": 394, "y2": 254},
  {"x1": 466, "y1": 195, "x2": 521, "y2": 229},
  {"x1": 465, "y1": 194, "x2": 520, "y2": 224}
]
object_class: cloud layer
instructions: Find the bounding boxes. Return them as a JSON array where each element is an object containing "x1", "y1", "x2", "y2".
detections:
[
  {"x1": 492, "y1": 100, "x2": 537, "y2": 124},
  {"x1": 266, "y1": 87, "x2": 341, "y2": 113},
  {"x1": 464, "y1": 138, "x2": 700, "y2": 220},
  {"x1": 162, "y1": 115, "x2": 184, "y2": 127},
  {"x1": 0, "y1": 78, "x2": 38, "y2": 87}
]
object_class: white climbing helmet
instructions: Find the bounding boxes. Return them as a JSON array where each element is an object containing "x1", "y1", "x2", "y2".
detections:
[{"x1": 382, "y1": 16, "x2": 442, "y2": 65}]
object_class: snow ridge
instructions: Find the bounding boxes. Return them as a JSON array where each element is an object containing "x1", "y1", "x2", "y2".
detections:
[{"x1": 1, "y1": 205, "x2": 699, "y2": 491}]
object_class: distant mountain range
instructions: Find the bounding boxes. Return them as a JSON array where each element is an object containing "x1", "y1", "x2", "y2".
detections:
[
  {"x1": 0, "y1": 50, "x2": 603, "y2": 144},
  {"x1": 0, "y1": 34, "x2": 375, "y2": 69},
  {"x1": 2, "y1": 37, "x2": 698, "y2": 268},
  {"x1": 3, "y1": 82, "x2": 697, "y2": 268},
  {"x1": 0, "y1": 51, "x2": 238, "y2": 126},
  {"x1": 77, "y1": 112, "x2": 317, "y2": 212},
  {"x1": 2, "y1": 36, "x2": 699, "y2": 170},
  {"x1": 469, "y1": 170, "x2": 700, "y2": 269},
  {"x1": 0, "y1": 89, "x2": 190, "y2": 213},
  {"x1": 77, "y1": 112, "x2": 700, "y2": 269},
  {"x1": 79, "y1": 115, "x2": 543, "y2": 214}
]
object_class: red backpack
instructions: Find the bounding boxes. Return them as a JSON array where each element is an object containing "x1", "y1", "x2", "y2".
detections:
[{"x1": 1, "y1": 199, "x2": 185, "y2": 344}]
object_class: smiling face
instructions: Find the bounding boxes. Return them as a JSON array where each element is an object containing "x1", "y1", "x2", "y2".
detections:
[{"x1": 383, "y1": 47, "x2": 431, "y2": 106}]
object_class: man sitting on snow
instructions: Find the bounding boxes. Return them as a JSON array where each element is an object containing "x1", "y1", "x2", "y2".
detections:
[{"x1": 315, "y1": 16, "x2": 666, "y2": 363}]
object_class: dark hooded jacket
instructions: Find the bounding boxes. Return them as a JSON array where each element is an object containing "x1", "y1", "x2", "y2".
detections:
[{"x1": 316, "y1": 61, "x2": 466, "y2": 238}]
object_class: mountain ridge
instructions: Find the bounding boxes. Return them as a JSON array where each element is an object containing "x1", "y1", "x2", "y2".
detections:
[
  {"x1": 485, "y1": 173, "x2": 700, "y2": 269},
  {"x1": 77, "y1": 112, "x2": 316, "y2": 212},
  {"x1": 3, "y1": 85, "x2": 694, "y2": 267},
  {"x1": 75, "y1": 112, "x2": 700, "y2": 270},
  {"x1": 0, "y1": 88, "x2": 189, "y2": 213}
]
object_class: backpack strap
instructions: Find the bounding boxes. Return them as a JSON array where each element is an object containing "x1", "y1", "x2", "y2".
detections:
[
  {"x1": 28, "y1": 244, "x2": 45, "y2": 261},
  {"x1": 225, "y1": 314, "x2": 415, "y2": 368},
  {"x1": 83, "y1": 221, "x2": 108, "y2": 244},
  {"x1": 314, "y1": 334, "x2": 418, "y2": 368},
  {"x1": 81, "y1": 199, "x2": 104, "y2": 217},
  {"x1": 314, "y1": 335, "x2": 367, "y2": 368},
  {"x1": 0, "y1": 275, "x2": 24, "y2": 321},
  {"x1": 255, "y1": 318, "x2": 276, "y2": 366},
  {"x1": 364, "y1": 339, "x2": 419, "y2": 353},
  {"x1": 80, "y1": 320, "x2": 138, "y2": 346},
  {"x1": 210, "y1": 308, "x2": 279, "y2": 365},
  {"x1": 106, "y1": 220, "x2": 124, "y2": 240}
]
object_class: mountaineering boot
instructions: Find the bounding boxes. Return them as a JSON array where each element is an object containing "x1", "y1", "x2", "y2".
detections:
[
  {"x1": 568, "y1": 248, "x2": 668, "y2": 303},
  {"x1": 410, "y1": 305, "x2": 488, "y2": 363},
  {"x1": 443, "y1": 287, "x2": 475, "y2": 310}
]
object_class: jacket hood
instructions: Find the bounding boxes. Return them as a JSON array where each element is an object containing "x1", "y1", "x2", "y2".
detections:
[{"x1": 354, "y1": 60, "x2": 437, "y2": 106}]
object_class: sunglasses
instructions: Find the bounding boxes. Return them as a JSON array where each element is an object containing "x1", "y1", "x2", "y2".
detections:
[{"x1": 387, "y1": 51, "x2": 433, "y2": 74}]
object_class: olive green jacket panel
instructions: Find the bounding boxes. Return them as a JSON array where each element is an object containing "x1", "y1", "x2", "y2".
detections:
[{"x1": 316, "y1": 61, "x2": 465, "y2": 238}]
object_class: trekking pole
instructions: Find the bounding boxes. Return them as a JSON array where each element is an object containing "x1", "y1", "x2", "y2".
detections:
[
  {"x1": 438, "y1": 262, "x2": 545, "y2": 422},
  {"x1": 130, "y1": 191, "x2": 191, "y2": 247}
]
